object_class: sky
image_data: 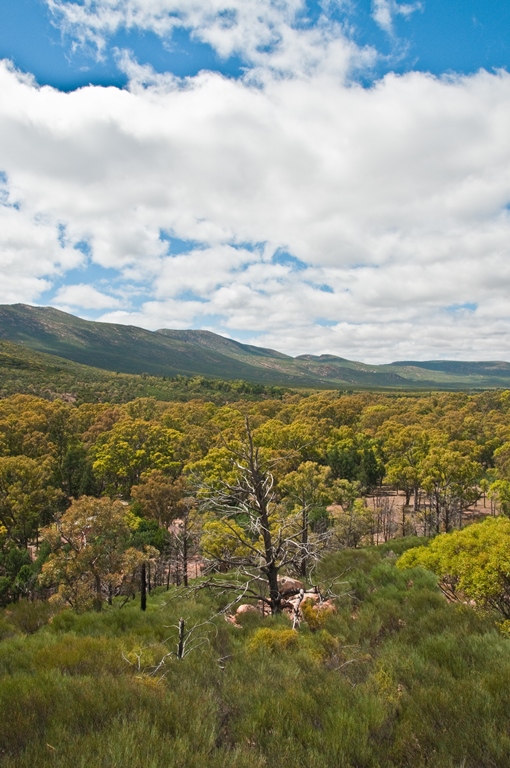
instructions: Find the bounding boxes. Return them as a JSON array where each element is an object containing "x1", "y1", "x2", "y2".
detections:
[{"x1": 0, "y1": 1, "x2": 510, "y2": 363}]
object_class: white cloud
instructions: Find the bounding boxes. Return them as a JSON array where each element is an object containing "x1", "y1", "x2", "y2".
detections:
[
  {"x1": 0, "y1": 58, "x2": 510, "y2": 362},
  {"x1": 54, "y1": 283, "x2": 121, "y2": 309},
  {"x1": 48, "y1": 0, "x2": 374, "y2": 78},
  {"x1": 0, "y1": 174, "x2": 81, "y2": 304},
  {"x1": 372, "y1": 0, "x2": 422, "y2": 35}
]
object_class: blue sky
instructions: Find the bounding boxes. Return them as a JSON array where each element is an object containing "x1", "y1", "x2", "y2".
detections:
[
  {"x1": 2, "y1": 0, "x2": 510, "y2": 89},
  {"x1": 0, "y1": 0, "x2": 510, "y2": 361}
]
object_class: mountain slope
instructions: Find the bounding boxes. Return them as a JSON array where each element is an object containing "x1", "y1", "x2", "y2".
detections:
[
  {"x1": 0, "y1": 304, "x2": 304, "y2": 385},
  {"x1": 0, "y1": 340, "x2": 286, "y2": 403},
  {"x1": 390, "y1": 360, "x2": 510, "y2": 378},
  {"x1": 1, "y1": 304, "x2": 510, "y2": 390}
]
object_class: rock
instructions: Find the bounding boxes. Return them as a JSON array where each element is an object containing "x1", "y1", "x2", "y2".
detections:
[
  {"x1": 317, "y1": 599, "x2": 336, "y2": 614},
  {"x1": 301, "y1": 592, "x2": 320, "y2": 604},
  {"x1": 236, "y1": 603, "x2": 259, "y2": 615},
  {"x1": 278, "y1": 577, "x2": 304, "y2": 594}
]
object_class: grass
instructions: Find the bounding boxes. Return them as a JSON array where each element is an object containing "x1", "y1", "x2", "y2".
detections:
[{"x1": 1, "y1": 542, "x2": 509, "y2": 766}]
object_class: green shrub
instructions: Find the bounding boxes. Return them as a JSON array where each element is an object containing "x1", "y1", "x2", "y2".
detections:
[
  {"x1": 3, "y1": 599, "x2": 57, "y2": 634},
  {"x1": 2, "y1": 542, "x2": 510, "y2": 767}
]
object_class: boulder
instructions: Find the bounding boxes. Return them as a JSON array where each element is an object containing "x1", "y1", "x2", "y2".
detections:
[
  {"x1": 236, "y1": 603, "x2": 259, "y2": 615},
  {"x1": 301, "y1": 592, "x2": 320, "y2": 604},
  {"x1": 278, "y1": 577, "x2": 304, "y2": 594}
]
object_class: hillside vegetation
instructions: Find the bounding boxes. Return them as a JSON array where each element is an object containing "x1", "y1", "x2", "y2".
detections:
[
  {"x1": 3, "y1": 303, "x2": 510, "y2": 389},
  {"x1": 0, "y1": 341, "x2": 286, "y2": 404},
  {"x1": 1, "y1": 387, "x2": 510, "y2": 604}
]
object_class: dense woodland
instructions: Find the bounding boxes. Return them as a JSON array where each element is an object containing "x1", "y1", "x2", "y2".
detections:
[{"x1": 2, "y1": 385, "x2": 510, "y2": 765}]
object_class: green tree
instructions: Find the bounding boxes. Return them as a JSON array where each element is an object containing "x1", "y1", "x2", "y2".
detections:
[
  {"x1": 131, "y1": 470, "x2": 186, "y2": 528},
  {"x1": 0, "y1": 528, "x2": 34, "y2": 606},
  {"x1": 253, "y1": 418, "x2": 323, "y2": 464},
  {"x1": 488, "y1": 479, "x2": 510, "y2": 516},
  {"x1": 327, "y1": 435, "x2": 359, "y2": 482},
  {"x1": 397, "y1": 517, "x2": 510, "y2": 619},
  {"x1": 327, "y1": 433, "x2": 383, "y2": 491},
  {"x1": 40, "y1": 496, "x2": 156, "y2": 611},
  {"x1": 92, "y1": 419, "x2": 183, "y2": 495},
  {"x1": 419, "y1": 447, "x2": 481, "y2": 533},
  {"x1": 278, "y1": 461, "x2": 336, "y2": 577},
  {"x1": 0, "y1": 456, "x2": 62, "y2": 548},
  {"x1": 383, "y1": 425, "x2": 429, "y2": 508},
  {"x1": 333, "y1": 480, "x2": 374, "y2": 548}
]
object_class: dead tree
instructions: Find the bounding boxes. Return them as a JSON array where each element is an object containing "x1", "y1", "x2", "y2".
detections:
[
  {"x1": 172, "y1": 497, "x2": 200, "y2": 588},
  {"x1": 196, "y1": 419, "x2": 327, "y2": 615}
]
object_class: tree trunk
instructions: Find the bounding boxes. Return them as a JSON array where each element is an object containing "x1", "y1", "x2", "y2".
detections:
[
  {"x1": 140, "y1": 562, "x2": 147, "y2": 612},
  {"x1": 299, "y1": 508, "x2": 309, "y2": 578},
  {"x1": 267, "y1": 561, "x2": 281, "y2": 615},
  {"x1": 247, "y1": 428, "x2": 282, "y2": 614},
  {"x1": 435, "y1": 494, "x2": 441, "y2": 534},
  {"x1": 177, "y1": 618, "x2": 185, "y2": 660},
  {"x1": 94, "y1": 573, "x2": 102, "y2": 612},
  {"x1": 182, "y1": 520, "x2": 189, "y2": 587}
]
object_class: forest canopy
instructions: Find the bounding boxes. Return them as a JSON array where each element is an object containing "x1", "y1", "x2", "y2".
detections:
[{"x1": 0, "y1": 387, "x2": 509, "y2": 609}]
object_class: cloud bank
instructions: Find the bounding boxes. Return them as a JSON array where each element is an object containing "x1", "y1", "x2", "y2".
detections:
[{"x1": 0, "y1": 2, "x2": 509, "y2": 362}]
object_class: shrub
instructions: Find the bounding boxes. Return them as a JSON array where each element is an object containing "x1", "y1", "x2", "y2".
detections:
[
  {"x1": 3, "y1": 599, "x2": 57, "y2": 634},
  {"x1": 247, "y1": 628, "x2": 299, "y2": 654}
]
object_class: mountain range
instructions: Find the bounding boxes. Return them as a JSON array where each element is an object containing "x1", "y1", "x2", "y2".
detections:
[{"x1": 1, "y1": 303, "x2": 510, "y2": 390}]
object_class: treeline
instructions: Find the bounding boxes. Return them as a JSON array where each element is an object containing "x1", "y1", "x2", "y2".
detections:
[{"x1": 2, "y1": 388, "x2": 510, "y2": 609}]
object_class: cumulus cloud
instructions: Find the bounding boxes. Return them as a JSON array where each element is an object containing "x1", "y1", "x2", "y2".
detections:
[
  {"x1": 0, "y1": 172, "x2": 81, "y2": 304},
  {"x1": 54, "y1": 283, "x2": 121, "y2": 309},
  {"x1": 0, "y1": 52, "x2": 510, "y2": 361}
]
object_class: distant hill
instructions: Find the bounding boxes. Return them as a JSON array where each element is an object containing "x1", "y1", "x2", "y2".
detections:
[
  {"x1": 391, "y1": 359, "x2": 510, "y2": 378},
  {"x1": 1, "y1": 303, "x2": 510, "y2": 390}
]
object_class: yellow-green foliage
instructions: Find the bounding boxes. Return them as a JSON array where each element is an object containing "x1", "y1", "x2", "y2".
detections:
[
  {"x1": 40, "y1": 496, "x2": 155, "y2": 612},
  {"x1": 186, "y1": 446, "x2": 242, "y2": 489},
  {"x1": 247, "y1": 627, "x2": 299, "y2": 653},
  {"x1": 34, "y1": 636, "x2": 128, "y2": 676},
  {"x1": 499, "y1": 619, "x2": 510, "y2": 637},
  {"x1": 200, "y1": 518, "x2": 253, "y2": 560},
  {"x1": 301, "y1": 598, "x2": 335, "y2": 631},
  {"x1": 91, "y1": 418, "x2": 183, "y2": 494},
  {"x1": 397, "y1": 517, "x2": 510, "y2": 617},
  {"x1": 369, "y1": 662, "x2": 404, "y2": 707}
]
